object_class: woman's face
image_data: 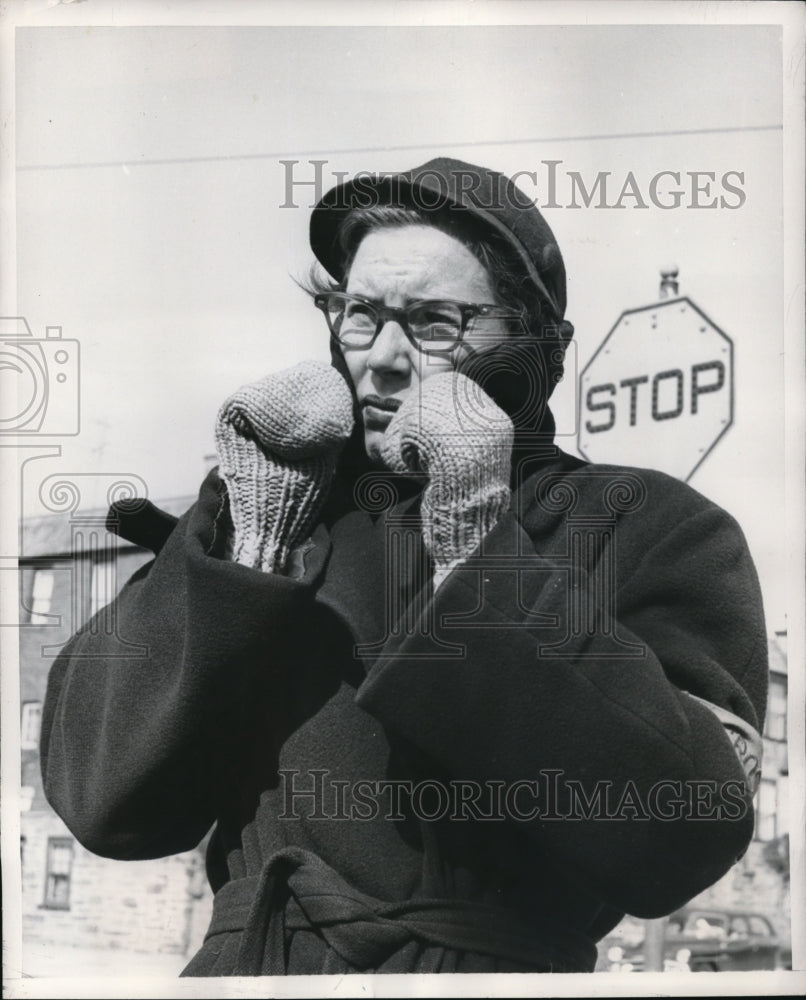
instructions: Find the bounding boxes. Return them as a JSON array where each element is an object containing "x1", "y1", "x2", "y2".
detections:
[{"x1": 342, "y1": 224, "x2": 509, "y2": 465}]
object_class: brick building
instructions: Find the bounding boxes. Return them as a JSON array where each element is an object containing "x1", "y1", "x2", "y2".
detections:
[
  {"x1": 685, "y1": 630, "x2": 791, "y2": 941},
  {"x1": 17, "y1": 497, "x2": 790, "y2": 975}
]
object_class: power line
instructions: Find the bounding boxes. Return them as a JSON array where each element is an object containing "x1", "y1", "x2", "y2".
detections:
[{"x1": 17, "y1": 123, "x2": 782, "y2": 172}]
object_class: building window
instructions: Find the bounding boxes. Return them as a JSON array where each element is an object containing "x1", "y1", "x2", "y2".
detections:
[
  {"x1": 29, "y1": 569, "x2": 55, "y2": 620},
  {"x1": 755, "y1": 778, "x2": 777, "y2": 841},
  {"x1": 765, "y1": 675, "x2": 787, "y2": 742},
  {"x1": 21, "y1": 701, "x2": 42, "y2": 750},
  {"x1": 43, "y1": 837, "x2": 74, "y2": 909}
]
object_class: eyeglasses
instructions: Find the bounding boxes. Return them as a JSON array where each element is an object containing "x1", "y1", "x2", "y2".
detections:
[{"x1": 314, "y1": 291, "x2": 525, "y2": 354}]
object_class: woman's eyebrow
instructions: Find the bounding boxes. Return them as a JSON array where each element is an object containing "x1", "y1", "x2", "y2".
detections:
[
  {"x1": 346, "y1": 270, "x2": 450, "y2": 302},
  {"x1": 345, "y1": 277, "x2": 466, "y2": 304},
  {"x1": 342, "y1": 285, "x2": 415, "y2": 305}
]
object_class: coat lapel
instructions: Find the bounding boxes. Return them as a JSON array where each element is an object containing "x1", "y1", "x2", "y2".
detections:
[{"x1": 315, "y1": 494, "x2": 429, "y2": 672}]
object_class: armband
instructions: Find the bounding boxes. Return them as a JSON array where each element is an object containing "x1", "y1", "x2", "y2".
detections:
[{"x1": 685, "y1": 692, "x2": 763, "y2": 794}]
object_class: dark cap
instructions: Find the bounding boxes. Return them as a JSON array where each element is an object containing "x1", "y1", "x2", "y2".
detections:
[{"x1": 310, "y1": 157, "x2": 567, "y2": 322}]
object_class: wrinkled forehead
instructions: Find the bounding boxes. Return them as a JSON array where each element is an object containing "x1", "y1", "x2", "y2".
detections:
[{"x1": 344, "y1": 225, "x2": 496, "y2": 302}]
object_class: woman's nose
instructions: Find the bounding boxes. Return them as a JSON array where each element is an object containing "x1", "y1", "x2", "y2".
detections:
[{"x1": 366, "y1": 319, "x2": 413, "y2": 375}]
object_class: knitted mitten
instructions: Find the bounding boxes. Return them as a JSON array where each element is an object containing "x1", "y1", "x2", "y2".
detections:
[
  {"x1": 215, "y1": 360, "x2": 354, "y2": 573},
  {"x1": 380, "y1": 372, "x2": 514, "y2": 590}
]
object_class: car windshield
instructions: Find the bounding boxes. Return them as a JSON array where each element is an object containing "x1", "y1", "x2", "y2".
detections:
[
  {"x1": 748, "y1": 916, "x2": 774, "y2": 937},
  {"x1": 686, "y1": 915, "x2": 728, "y2": 939},
  {"x1": 728, "y1": 917, "x2": 750, "y2": 938}
]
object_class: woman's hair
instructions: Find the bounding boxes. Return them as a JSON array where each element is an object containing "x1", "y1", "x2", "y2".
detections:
[{"x1": 302, "y1": 203, "x2": 550, "y2": 337}]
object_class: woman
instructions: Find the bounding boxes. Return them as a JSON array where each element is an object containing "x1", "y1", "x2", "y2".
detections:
[{"x1": 40, "y1": 158, "x2": 768, "y2": 975}]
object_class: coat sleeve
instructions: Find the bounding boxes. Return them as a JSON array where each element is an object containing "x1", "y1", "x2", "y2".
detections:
[
  {"x1": 355, "y1": 474, "x2": 769, "y2": 918},
  {"x1": 40, "y1": 471, "x2": 324, "y2": 861}
]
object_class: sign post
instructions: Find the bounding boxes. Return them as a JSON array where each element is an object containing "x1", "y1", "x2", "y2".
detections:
[{"x1": 577, "y1": 297, "x2": 734, "y2": 481}]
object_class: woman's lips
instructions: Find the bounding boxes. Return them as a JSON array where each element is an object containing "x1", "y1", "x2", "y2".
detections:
[{"x1": 362, "y1": 395, "x2": 402, "y2": 427}]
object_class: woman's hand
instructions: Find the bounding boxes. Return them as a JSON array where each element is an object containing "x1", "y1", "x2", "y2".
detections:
[
  {"x1": 215, "y1": 360, "x2": 354, "y2": 573},
  {"x1": 380, "y1": 372, "x2": 514, "y2": 588}
]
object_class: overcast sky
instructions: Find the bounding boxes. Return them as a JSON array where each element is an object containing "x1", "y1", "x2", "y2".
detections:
[{"x1": 10, "y1": 21, "x2": 790, "y2": 628}]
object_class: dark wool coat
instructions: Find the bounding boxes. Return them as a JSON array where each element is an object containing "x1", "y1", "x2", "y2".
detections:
[{"x1": 40, "y1": 448, "x2": 768, "y2": 975}]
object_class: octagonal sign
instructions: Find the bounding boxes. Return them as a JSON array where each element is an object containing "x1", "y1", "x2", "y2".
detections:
[{"x1": 577, "y1": 297, "x2": 733, "y2": 481}]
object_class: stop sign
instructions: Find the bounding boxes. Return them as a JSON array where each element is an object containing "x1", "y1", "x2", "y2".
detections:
[{"x1": 577, "y1": 297, "x2": 733, "y2": 481}]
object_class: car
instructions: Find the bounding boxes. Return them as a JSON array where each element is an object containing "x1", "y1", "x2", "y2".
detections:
[
  {"x1": 664, "y1": 907, "x2": 781, "y2": 971},
  {"x1": 598, "y1": 906, "x2": 783, "y2": 972}
]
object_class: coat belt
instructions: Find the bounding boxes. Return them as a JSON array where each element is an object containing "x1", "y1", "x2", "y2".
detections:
[{"x1": 203, "y1": 846, "x2": 596, "y2": 974}]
